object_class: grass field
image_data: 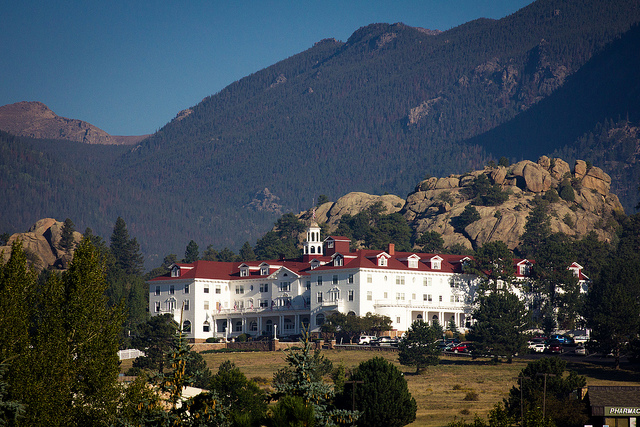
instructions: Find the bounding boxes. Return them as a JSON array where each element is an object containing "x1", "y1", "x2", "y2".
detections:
[{"x1": 123, "y1": 349, "x2": 640, "y2": 427}]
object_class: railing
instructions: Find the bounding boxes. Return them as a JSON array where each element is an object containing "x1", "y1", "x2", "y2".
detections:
[{"x1": 373, "y1": 300, "x2": 465, "y2": 310}]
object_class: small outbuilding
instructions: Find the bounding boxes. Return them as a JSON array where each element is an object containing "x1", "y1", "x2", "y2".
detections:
[{"x1": 587, "y1": 386, "x2": 640, "y2": 427}]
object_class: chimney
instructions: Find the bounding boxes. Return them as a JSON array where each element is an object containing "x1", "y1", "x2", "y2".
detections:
[{"x1": 388, "y1": 243, "x2": 395, "y2": 256}]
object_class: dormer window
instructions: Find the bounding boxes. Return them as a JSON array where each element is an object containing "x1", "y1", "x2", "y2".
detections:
[
  {"x1": 171, "y1": 266, "x2": 180, "y2": 277},
  {"x1": 407, "y1": 254, "x2": 420, "y2": 269},
  {"x1": 378, "y1": 256, "x2": 388, "y2": 267},
  {"x1": 430, "y1": 256, "x2": 442, "y2": 270},
  {"x1": 240, "y1": 265, "x2": 250, "y2": 277},
  {"x1": 334, "y1": 254, "x2": 343, "y2": 266},
  {"x1": 260, "y1": 264, "x2": 269, "y2": 276},
  {"x1": 327, "y1": 240, "x2": 334, "y2": 248}
]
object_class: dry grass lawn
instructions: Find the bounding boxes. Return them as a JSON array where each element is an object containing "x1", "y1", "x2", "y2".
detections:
[{"x1": 123, "y1": 348, "x2": 640, "y2": 427}]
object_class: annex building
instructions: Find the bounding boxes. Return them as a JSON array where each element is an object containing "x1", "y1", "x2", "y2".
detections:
[{"x1": 148, "y1": 222, "x2": 584, "y2": 342}]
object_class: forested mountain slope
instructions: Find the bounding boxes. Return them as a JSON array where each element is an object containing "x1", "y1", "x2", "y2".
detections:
[{"x1": 1, "y1": 0, "x2": 640, "y2": 264}]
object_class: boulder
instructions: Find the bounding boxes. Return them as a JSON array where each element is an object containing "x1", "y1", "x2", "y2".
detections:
[{"x1": 581, "y1": 166, "x2": 611, "y2": 196}]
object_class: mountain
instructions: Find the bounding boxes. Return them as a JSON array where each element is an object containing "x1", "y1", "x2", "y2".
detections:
[
  {"x1": 1, "y1": 0, "x2": 640, "y2": 265},
  {"x1": 0, "y1": 101, "x2": 149, "y2": 145}
]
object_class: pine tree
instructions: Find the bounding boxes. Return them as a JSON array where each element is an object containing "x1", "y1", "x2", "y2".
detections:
[
  {"x1": 347, "y1": 357, "x2": 416, "y2": 427},
  {"x1": 60, "y1": 218, "x2": 76, "y2": 251},
  {"x1": 398, "y1": 320, "x2": 441, "y2": 374},
  {"x1": 110, "y1": 217, "x2": 143, "y2": 275},
  {"x1": 183, "y1": 240, "x2": 199, "y2": 263},
  {"x1": 239, "y1": 241, "x2": 256, "y2": 261}
]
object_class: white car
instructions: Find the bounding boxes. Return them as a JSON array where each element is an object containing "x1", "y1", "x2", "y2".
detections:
[
  {"x1": 358, "y1": 335, "x2": 376, "y2": 345},
  {"x1": 530, "y1": 343, "x2": 546, "y2": 353}
]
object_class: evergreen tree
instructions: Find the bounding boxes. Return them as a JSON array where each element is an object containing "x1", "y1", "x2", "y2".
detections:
[
  {"x1": 239, "y1": 241, "x2": 257, "y2": 261},
  {"x1": 202, "y1": 245, "x2": 219, "y2": 261},
  {"x1": 183, "y1": 240, "x2": 199, "y2": 263},
  {"x1": 398, "y1": 320, "x2": 441, "y2": 374},
  {"x1": 505, "y1": 358, "x2": 588, "y2": 427},
  {"x1": 209, "y1": 360, "x2": 267, "y2": 426},
  {"x1": 110, "y1": 217, "x2": 143, "y2": 275},
  {"x1": 452, "y1": 204, "x2": 481, "y2": 233},
  {"x1": 468, "y1": 289, "x2": 529, "y2": 363},
  {"x1": 469, "y1": 241, "x2": 516, "y2": 293},
  {"x1": 60, "y1": 218, "x2": 76, "y2": 251},
  {"x1": 272, "y1": 332, "x2": 357, "y2": 426},
  {"x1": 415, "y1": 230, "x2": 445, "y2": 253},
  {"x1": 346, "y1": 357, "x2": 416, "y2": 427}
]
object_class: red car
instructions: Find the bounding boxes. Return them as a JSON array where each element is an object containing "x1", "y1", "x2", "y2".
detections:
[{"x1": 450, "y1": 342, "x2": 472, "y2": 353}]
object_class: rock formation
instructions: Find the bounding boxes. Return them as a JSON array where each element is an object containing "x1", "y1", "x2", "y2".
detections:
[
  {"x1": 0, "y1": 218, "x2": 82, "y2": 272},
  {"x1": 303, "y1": 157, "x2": 623, "y2": 252}
]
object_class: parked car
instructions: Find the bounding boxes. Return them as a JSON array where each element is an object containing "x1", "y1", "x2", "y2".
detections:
[
  {"x1": 358, "y1": 335, "x2": 376, "y2": 345},
  {"x1": 550, "y1": 334, "x2": 573, "y2": 344},
  {"x1": 436, "y1": 341, "x2": 453, "y2": 351},
  {"x1": 450, "y1": 342, "x2": 473, "y2": 353},
  {"x1": 370, "y1": 336, "x2": 399, "y2": 347},
  {"x1": 529, "y1": 343, "x2": 546, "y2": 353},
  {"x1": 575, "y1": 344, "x2": 588, "y2": 355},
  {"x1": 546, "y1": 340, "x2": 563, "y2": 354}
]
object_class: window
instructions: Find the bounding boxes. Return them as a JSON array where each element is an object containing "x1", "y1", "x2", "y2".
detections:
[
  {"x1": 184, "y1": 300, "x2": 190, "y2": 310},
  {"x1": 240, "y1": 268, "x2": 249, "y2": 277},
  {"x1": 260, "y1": 283, "x2": 269, "y2": 293},
  {"x1": 316, "y1": 313, "x2": 325, "y2": 326},
  {"x1": 249, "y1": 321, "x2": 257, "y2": 332},
  {"x1": 306, "y1": 281, "x2": 311, "y2": 290},
  {"x1": 367, "y1": 291, "x2": 372, "y2": 301},
  {"x1": 284, "y1": 318, "x2": 294, "y2": 330},
  {"x1": 327, "y1": 240, "x2": 334, "y2": 248},
  {"x1": 431, "y1": 257, "x2": 442, "y2": 270},
  {"x1": 215, "y1": 286, "x2": 221, "y2": 294},
  {"x1": 334, "y1": 256, "x2": 343, "y2": 266},
  {"x1": 396, "y1": 317, "x2": 401, "y2": 324},
  {"x1": 171, "y1": 266, "x2": 180, "y2": 277},
  {"x1": 204, "y1": 301, "x2": 209, "y2": 310},
  {"x1": 279, "y1": 282, "x2": 291, "y2": 292},
  {"x1": 182, "y1": 320, "x2": 191, "y2": 333},
  {"x1": 329, "y1": 289, "x2": 340, "y2": 301},
  {"x1": 408, "y1": 258, "x2": 418, "y2": 268},
  {"x1": 367, "y1": 274, "x2": 372, "y2": 283},
  {"x1": 184, "y1": 284, "x2": 189, "y2": 294},
  {"x1": 439, "y1": 295, "x2": 443, "y2": 302},
  {"x1": 424, "y1": 277, "x2": 432, "y2": 286},
  {"x1": 396, "y1": 276, "x2": 405, "y2": 285},
  {"x1": 396, "y1": 293, "x2": 405, "y2": 301},
  {"x1": 204, "y1": 286, "x2": 209, "y2": 294},
  {"x1": 169, "y1": 285, "x2": 175, "y2": 295},
  {"x1": 383, "y1": 292, "x2": 388, "y2": 299},
  {"x1": 428, "y1": 294, "x2": 433, "y2": 302},
  {"x1": 332, "y1": 275, "x2": 338, "y2": 284},
  {"x1": 167, "y1": 299, "x2": 176, "y2": 311},
  {"x1": 235, "y1": 286, "x2": 244, "y2": 294},
  {"x1": 348, "y1": 290, "x2": 354, "y2": 301},
  {"x1": 154, "y1": 301, "x2": 160, "y2": 312},
  {"x1": 155, "y1": 286, "x2": 160, "y2": 296},
  {"x1": 412, "y1": 293, "x2": 416, "y2": 300},
  {"x1": 203, "y1": 321, "x2": 210, "y2": 332},
  {"x1": 450, "y1": 295, "x2": 455, "y2": 302},
  {"x1": 423, "y1": 294, "x2": 428, "y2": 301},
  {"x1": 260, "y1": 299, "x2": 269, "y2": 308},
  {"x1": 378, "y1": 256, "x2": 387, "y2": 267},
  {"x1": 317, "y1": 276, "x2": 323, "y2": 286},
  {"x1": 348, "y1": 274, "x2": 354, "y2": 284},
  {"x1": 235, "y1": 321, "x2": 242, "y2": 332},
  {"x1": 260, "y1": 265, "x2": 269, "y2": 275},
  {"x1": 317, "y1": 292, "x2": 323, "y2": 303}
]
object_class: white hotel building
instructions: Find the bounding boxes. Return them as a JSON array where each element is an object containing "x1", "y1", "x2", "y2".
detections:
[{"x1": 148, "y1": 222, "x2": 560, "y2": 342}]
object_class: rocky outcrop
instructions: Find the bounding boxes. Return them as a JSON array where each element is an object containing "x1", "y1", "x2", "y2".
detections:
[
  {"x1": 403, "y1": 156, "x2": 623, "y2": 250},
  {"x1": 300, "y1": 192, "x2": 405, "y2": 229},
  {"x1": 0, "y1": 218, "x2": 82, "y2": 272},
  {"x1": 299, "y1": 157, "x2": 623, "y2": 253},
  {"x1": 0, "y1": 101, "x2": 148, "y2": 145}
]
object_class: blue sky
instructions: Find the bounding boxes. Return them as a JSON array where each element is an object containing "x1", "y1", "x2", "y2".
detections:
[{"x1": 1, "y1": 1, "x2": 535, "y2": 136}]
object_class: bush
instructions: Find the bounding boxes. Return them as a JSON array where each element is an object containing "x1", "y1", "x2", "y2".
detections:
[
  {"x1": 236, "y1": 333, "x2": 248, "y2": 342},
  {"x1": 205, "y1": 337, "x2": 220, "y2": 343},
  {"x1": 544, "y1": 188, "x2": 560, "y2": 203},
  {"x1": 464, "y1": 391, "x2": 479, "y2": 401}
]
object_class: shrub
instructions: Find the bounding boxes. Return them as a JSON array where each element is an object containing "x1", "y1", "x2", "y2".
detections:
[
  {"x1": 464, "y1": 391, "x2": 479, "y2": 401},
  {"x1": 205, "y1": 337, "x2": 220, "y2": 343},
  {"x1": 563, "y1": 214, "x2": 575, "y2": 228},
  {"x1": 236, "y1": 333, "x2": 248, "y2": 342},
  {"x1": 544, "y1": 188, "x2": 560, "y2": 203},
  {"x1": 453, "y1": 384, "x2": 463, "y2": 391},
  {"x1": 560, "y1": 184, "x2": 575, "y2": 202}
]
